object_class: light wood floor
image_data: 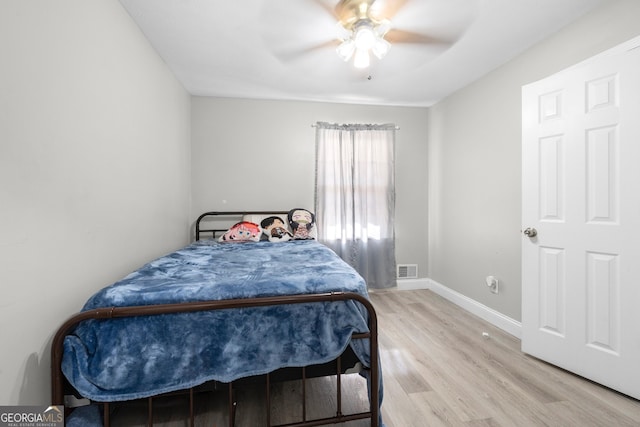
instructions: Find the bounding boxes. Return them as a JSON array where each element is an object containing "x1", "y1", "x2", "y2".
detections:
[
  {"x1": 110, "y1": 289, "x2": 640, "y2": 426},
  {"x1": 371, "y1": 289, "x2": 640, "y2": 426}
]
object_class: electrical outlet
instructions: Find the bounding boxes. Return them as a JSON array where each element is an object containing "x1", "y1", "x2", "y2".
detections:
[{"x1": 485, "y1": 276, "x2": 499, "y2": 294}]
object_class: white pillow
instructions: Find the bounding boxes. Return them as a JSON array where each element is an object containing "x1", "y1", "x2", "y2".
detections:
[{"x1": 242, "y1": 213, "x2": 287, "y2": 226}]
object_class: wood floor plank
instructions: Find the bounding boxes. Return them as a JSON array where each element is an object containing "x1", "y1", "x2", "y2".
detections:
[{"x1": 408, "y1": 390, "x2": 467, "y2": 427}]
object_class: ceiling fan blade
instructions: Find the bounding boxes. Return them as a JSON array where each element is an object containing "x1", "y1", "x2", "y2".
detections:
[
  {"x1": 372, "y1": 0, "x2": 411, "y2": 21},
  {"x1": 385, "y1": 29, "x2": 451, "y2": 45},
  {"x1": 275, "y1": 39, "x2": 341, "y2": 62}
]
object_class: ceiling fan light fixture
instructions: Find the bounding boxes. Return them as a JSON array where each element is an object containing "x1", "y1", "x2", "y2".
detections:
[
  {"x1": 354, "y1": 24, "x2": 376, "y2": 51},
  {"x1": 336, "y1": 39, "x2": 356, "y2": 61},
  {"x1": 336, "y1": 22, "x2": 352, "y2": 41},
  {"x1": 353, "y1": 48, "x2": 370, "y2": 69},
  {"x1": 371, "y1": 37, "x2": 390, "y2": 59},
  {"x1": 335, "y1": 14, "x2": 391, "y2": 68},
  {"x1": 375, "y1": 19, "x2": 391, "y2": 37}
]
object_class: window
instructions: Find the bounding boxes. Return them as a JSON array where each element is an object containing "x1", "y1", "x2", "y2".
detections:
[{"x1": 314, "y1": 122, "x2": 396, "y2": 289}]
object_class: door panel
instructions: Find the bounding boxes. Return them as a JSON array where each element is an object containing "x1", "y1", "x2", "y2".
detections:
[{"x1": 522, "y1": 39, "x2": 640, "y2": 399}]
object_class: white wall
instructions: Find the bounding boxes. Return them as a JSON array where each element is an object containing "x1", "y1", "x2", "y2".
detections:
[
  {"x1": 0, "y1": 1, "x2": 191, "y2": 405},
  {"x1": 427, "y1": 0, "x2": 640, "y2": 321},
  {"x1": 191, "y1": 97, "x2": 429, "y2": 281}
]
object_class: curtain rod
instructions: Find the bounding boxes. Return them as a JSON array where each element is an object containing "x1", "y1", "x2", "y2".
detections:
[{"x1": 311, "y1": 123, "x2": 400, "y2": 130}]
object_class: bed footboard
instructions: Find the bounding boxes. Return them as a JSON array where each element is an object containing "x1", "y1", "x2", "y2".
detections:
[{"x1": 51, "y1": 292, "x2": 380, "y2": 427}]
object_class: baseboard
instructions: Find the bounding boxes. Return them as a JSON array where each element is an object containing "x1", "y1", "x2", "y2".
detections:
[
  {"x1": 396, "y1": 278, "x2": 522, "y2": 339},
  {"x1": 396, "y1": 278, "x2": 431, "y2": 291}
]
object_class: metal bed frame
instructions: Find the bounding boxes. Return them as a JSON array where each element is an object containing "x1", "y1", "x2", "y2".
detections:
[{"x1": 51, "y1": 211, "x2": 380, "y2": 427}]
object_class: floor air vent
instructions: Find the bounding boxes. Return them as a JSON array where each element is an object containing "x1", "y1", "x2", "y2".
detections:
[{"x1": 397, "y1": 264, "x2": 418, "y2": 279}]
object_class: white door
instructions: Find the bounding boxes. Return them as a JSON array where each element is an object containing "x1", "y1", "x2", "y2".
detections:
[{"x1": 522, "y1": 38, "x2": 640, "y2": 399}]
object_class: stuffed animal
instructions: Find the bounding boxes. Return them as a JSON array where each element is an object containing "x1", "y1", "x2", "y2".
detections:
[
  {"x1": 218, "y1": 221, "x2": 262, "y2": 242},
  {"x1": 260, "y1": 216, "x2": 293, "y2": 242},
  {"x1": 288, "y1": 208, "x2": 317, "y2": 240}
]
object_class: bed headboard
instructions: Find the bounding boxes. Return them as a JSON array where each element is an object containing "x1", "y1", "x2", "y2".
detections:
[{"x1": 195, "y1": 211, "x2": 290, "y2": 241}]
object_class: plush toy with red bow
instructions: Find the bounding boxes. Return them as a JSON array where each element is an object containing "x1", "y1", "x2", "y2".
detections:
[{"x1": 218, "y1": 221, "x2": 262, "y2": 242}]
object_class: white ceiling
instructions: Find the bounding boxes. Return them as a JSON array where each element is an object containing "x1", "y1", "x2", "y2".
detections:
[{"x1": 119, "y1": 0, "x2": 604, "y2": 107}]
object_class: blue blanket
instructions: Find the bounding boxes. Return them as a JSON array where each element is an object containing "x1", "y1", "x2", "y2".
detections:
[{"x1": 62, "y1": 240, "x2": 377, "y2": 403}]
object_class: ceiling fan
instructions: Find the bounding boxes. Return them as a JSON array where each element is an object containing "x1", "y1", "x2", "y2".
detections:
[{"x1": 315, "y1": 0, "x2": 453, "y2": 69}]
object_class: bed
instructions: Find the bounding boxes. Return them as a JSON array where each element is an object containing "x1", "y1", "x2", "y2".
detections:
[{"x1": 51, "y1": 211, "x2": 383, "y2": 427}]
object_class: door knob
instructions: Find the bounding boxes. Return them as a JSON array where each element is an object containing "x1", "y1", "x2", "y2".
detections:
[{"x1": 523, "y1": 227, "x2": 538, "y2": 238}]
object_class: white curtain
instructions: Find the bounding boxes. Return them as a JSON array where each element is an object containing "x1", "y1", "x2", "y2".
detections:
[{"x1": 314, "y1": 122, "x2": 396, "y2": 289}]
